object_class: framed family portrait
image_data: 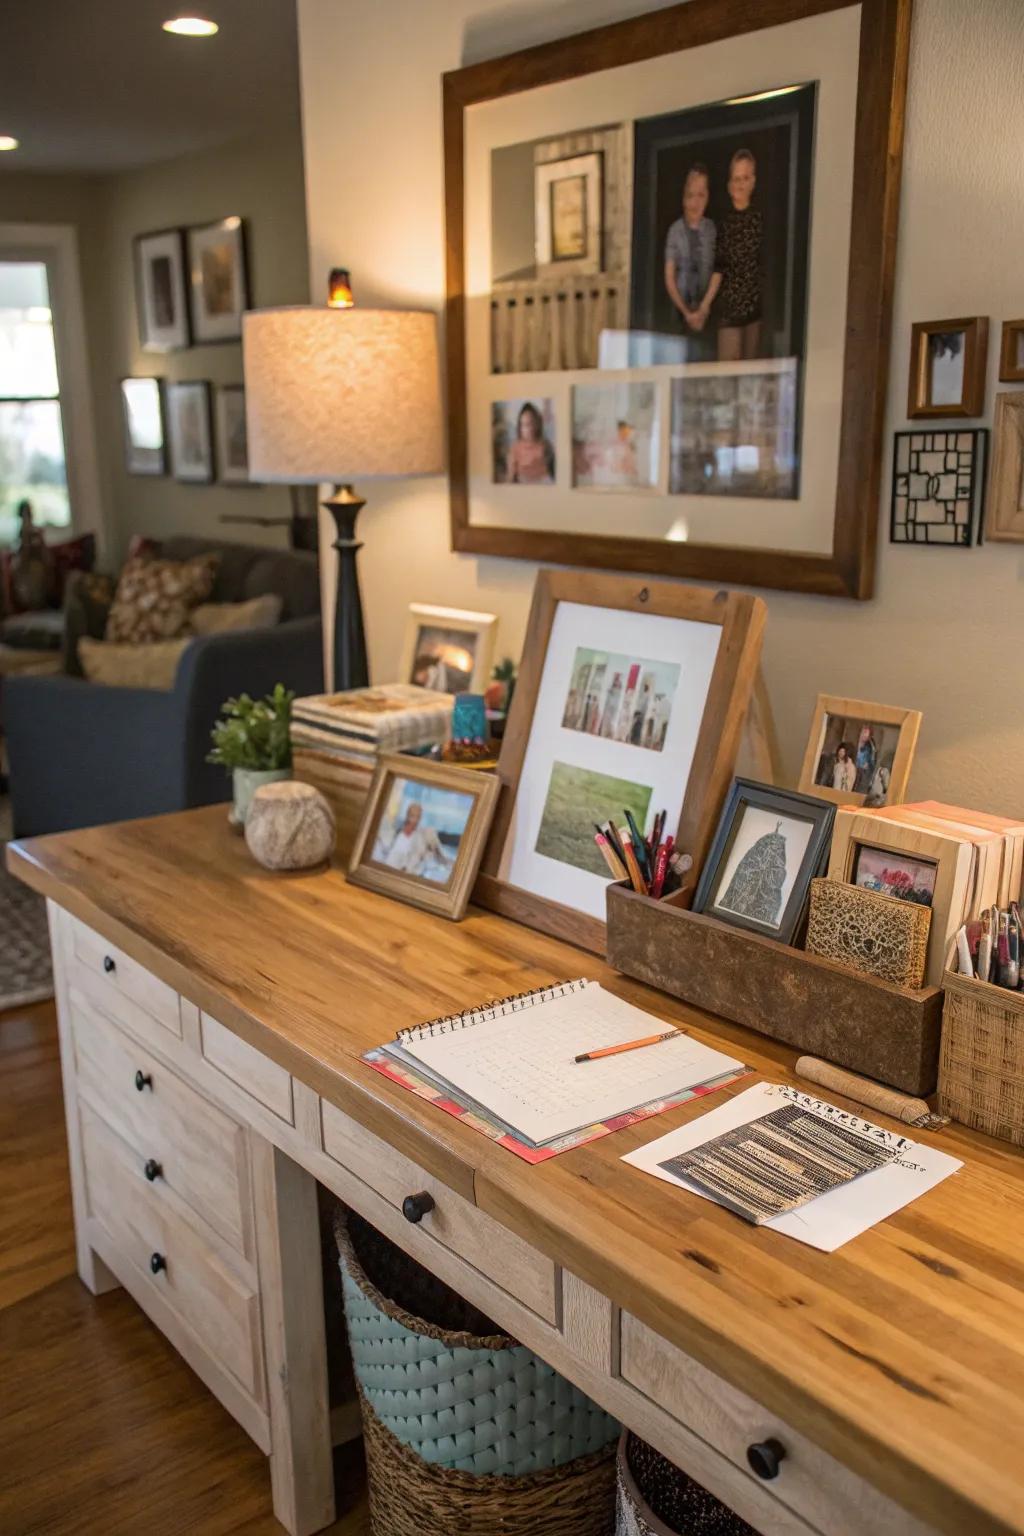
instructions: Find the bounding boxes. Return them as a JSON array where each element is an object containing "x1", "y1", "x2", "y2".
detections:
[
  {"x1": 186, "y1": 216, "x2": 250, "y2": 343},
  {"x1": 798, "y1": 694, "x2": 922, "y2": 810},
  {"x1": 907, "y1": 317, "x2": 989, "y2": 419},
  {"x1": 984, "y1": 391, "x2": 1024, "y2": 542},
  {"x1": 215, "y1": 384, "x2": 250, "y2": 484},
  {"x1": 134, "y1": 228, "x2": 190, "y2": 352},
  {"x1": 166, "y1": 381, "x2": 213, "y2": 484},
  {"x1": 119, "y1": 378, "x2": 166, "y2": 476},
  {"x1": 692, "y1": 779, "x2": 834, "y2": 944},
  {"x1": 399, "y1": 603, "x2": 497, "y2": 693},
  {"x1": 473, "y1": 569, "x2": 765, "y2": 951},
  {"x1": 348, "y1": 754, "x2": 499, "y2": 920},
  {"x1": 444, "y1": 0, "x2": 912, "y2": 599}
]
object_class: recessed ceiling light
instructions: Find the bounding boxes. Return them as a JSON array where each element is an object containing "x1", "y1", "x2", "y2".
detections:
[
  {"x1": 0, "y1": 136, "x2": 20, "y2": 152},
  {"x1": 162, "y1": 16, "x2": 219, "y2": 37}
]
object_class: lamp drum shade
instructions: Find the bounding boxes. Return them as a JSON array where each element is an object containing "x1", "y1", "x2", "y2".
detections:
[{"x1": 243, "y1": 307, "x2": 443, "y2": 482}]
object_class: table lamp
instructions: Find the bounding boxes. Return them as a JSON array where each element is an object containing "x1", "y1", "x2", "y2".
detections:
[{"x1": 243, "y1": 285, "x2": 443, "y2": 690}]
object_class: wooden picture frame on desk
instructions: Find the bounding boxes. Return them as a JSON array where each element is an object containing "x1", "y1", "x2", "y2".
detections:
[
  {"x1": 797, "y1": 693, "x2": 922, "y2": 809},
  {"x1": 474, "y1": 569, "x2": 765, "y2": 953}
]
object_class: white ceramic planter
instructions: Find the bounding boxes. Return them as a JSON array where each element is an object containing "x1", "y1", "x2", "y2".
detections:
[{"x1": 230, "y1": 766, "x2": 291, "y2": 827}]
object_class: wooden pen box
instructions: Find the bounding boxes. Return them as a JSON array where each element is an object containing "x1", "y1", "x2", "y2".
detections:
[{"x1": 605, "y1": 882, "x2": 943, "y2": 1095}]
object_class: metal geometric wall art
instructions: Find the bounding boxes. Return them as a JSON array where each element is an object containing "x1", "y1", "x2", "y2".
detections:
[{"x1": 890, "y1": 428, "x2": 988, "y2": 547}]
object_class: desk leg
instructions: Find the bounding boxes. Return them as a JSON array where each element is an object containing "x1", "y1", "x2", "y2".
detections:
[{"x1": 251, "y1": 1136, "x2": 336, "y2": 1536}]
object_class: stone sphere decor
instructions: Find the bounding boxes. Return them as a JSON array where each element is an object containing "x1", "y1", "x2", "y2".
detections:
[{"x1": 245, "y1": 781, "x2": 336, "y2": 871}]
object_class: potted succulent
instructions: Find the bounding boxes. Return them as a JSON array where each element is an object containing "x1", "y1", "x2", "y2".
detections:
[{"x1": 208, "y1": 684, "x2": 295, "y2": 827}]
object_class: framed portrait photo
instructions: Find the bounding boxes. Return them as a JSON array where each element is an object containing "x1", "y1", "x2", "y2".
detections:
[
  {"x1": 348, "y1": 754, "x2": 499, "y2": 920},
  {"x1": 907, "y1": 317, "x2": 989, "y2": 419},
  {"x1": 445, "y1": 0, "x2": 913, "y2": 600},
  {"x1": 166, "y1": 381, "x2": 214, "y2": 483},
  {"x1": 134, "y1": 228, "x2": 190, "y2": 352},
  {"x1": 984, "y1": 392, "x2": 1024, "y2": 542},
  {"x1": 215, "y1": 384, "x2": 250, "y2": 484},
  {"x1": 400, "y1": 603, "x2": 498, "y2": 694},
  {"x1": 186, "y1": 216, "x2": 250, "y2": 343},
  {"x1": 474, "y1": 569, "x2": 765, "y2": 951},
  {"x1": 693, "y1": 779, "x2": 835, "y2": 944},
  {"x1": 119, "y1": 378, "x2": 166, "y2": 476},
  {"x1": 798, "y1": 694, "x2": 922, "y2": 810}
]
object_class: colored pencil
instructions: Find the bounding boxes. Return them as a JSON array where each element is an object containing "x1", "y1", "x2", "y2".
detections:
[
  {"x1": 594, "y1": 832, "x2": 628, "y2": 882},
  {"x1": 574, "y1": 1029, "x2": 678, "y2": 1063},
  {"x1": 620, "y1": 831, "x2": 648, "y2": 895}
]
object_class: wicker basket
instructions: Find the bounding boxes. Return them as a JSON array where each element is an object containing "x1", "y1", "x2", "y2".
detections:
[
  {"x1": 616, "y1": 1433, "x2": 758, "y2": 1536},
  {"x1": 335, "y1": 1209, "x2": 618, "y2": 1535},
  {"x1": 938, "y1": 970, "x2": 1024, "y2": 1145}
]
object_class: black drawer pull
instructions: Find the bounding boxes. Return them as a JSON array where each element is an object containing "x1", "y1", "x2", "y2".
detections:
[
  {"x1": 144, "y1": 1159, "x2": 162, "y2": 1182},
  {"x1": 402, "y1": 1191, "x2": 436, "y2": 1224},
  {"x1": 134, "y1": 1070, "x2": 152, "y2": 1093},
  {"x1": 103, "y1": 955, "x2": 116, "y2": 974},
  {"x1": 149, "y1": 1252, "x2": 166, "y2": 1275},
  {"x1": 747, "y1": 1439, "x2": 786, "y2": 1480}
]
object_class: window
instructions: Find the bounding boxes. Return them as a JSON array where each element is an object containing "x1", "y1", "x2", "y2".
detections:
[{"x1": 0, "y1": 260, "x2": 70, "y2": 545}]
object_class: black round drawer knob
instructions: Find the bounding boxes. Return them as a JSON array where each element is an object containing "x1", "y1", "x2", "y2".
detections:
[
  {"x1": 747, "y1": 1439, "x2": 786, "y2": 1480},
  {"x1": 134, "y1": 1070, "x2": 152, "y2": 1093},
  {"x1": 149, "y1": 1252, "x2": 166, "y2": 1275},
  {"x1": 402, "y1": 1191, "x2": 436, "y2": 1224},
  {"x1": 103, "y1": 954, "x2": 116, "y2": 974},
  {"x1": 144, "y1": 1159, "x2": 162, "y2": 1183}
]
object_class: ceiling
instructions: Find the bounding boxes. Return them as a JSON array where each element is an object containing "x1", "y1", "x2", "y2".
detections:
[{"x1": 0, "y1": 0, "x2": 302, "y2": 175}]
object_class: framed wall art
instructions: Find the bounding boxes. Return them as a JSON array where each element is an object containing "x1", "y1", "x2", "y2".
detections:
[
  {"x1": 166, "y1": 381, "x2": 213, "y2": 483},
  {"x1": 119, "y1": 378, "x2": 166, "y2": 476},
  {"x1": 985, "y1": 391, "x2": 1024, "y2": 542},
  {"x1": 214, "y1": 384, "x2": 250, "y2": 484},
  {"x1": 999, "y1": 319, "x2": 1024, "y2": 384},
  {"x1": 134, "y1": 227, "x2": 190, "y2": 352},
  {"x1": 890, "y1": 428, "x2": 988, "y2": 547},
  {"x1": 348, "y1": 754, "x2": 499, "y2": 920},
  {"x1": 473, "y1": 568, "x2": 765, "y2": 952},
  {"x1": 186, "y1": 216, "x2": 250, "y2": 343},
  {"x1": 399, "y1": 603, "x2": 498, "y2": 693},
  {"x1": 444, "y1": 0, "x2": 913, "y2": 600},
  {"x1": 798, "y1": 693, "x2": 922, "y2": 810},
  {"x1": 907, "y1": 316, "x2": 989, "y2": 419}
]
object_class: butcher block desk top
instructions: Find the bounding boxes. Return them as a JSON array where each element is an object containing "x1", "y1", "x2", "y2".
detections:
[{"x1": 10, "y1": 806, "x2": 1024, "y2": 1536}]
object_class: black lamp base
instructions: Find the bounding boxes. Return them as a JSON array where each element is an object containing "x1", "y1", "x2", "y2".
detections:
[{"x1": 322, "y1": 484, "x2": 368, "y2": 692}]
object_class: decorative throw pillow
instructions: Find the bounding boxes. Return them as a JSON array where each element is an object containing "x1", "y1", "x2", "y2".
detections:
[
  {"x1": 79, "y1": 637, "x2": 190, "y2": 690},
  {"x1": 190, "y1": 594, "x2": 282, "y2": 635},
  {"x1": 105, "y1": 553, "x2": 219, "y2": 643}
]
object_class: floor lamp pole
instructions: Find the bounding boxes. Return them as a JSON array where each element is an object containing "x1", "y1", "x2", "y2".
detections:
[{"x1": 322, "y1": 484, "x2": 368, "y2": 692}]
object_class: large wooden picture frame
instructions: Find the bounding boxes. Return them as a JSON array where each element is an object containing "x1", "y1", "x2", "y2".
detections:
[
  {"x1": 444, "y1": 0, "x2": 912, "y2": 600},
  {"x1": 474, "y1": 570, "x2": 765, "y2": 952}
]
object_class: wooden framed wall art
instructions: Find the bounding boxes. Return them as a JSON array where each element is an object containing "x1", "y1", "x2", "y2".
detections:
[
  {"x1": 907, "y1": 317, "x2": 989, "y2": 419},
  {"x1": 984, "y1": 391, "x2": 1024, "y2": 542},
  {"x1": 473, "y1": 569, "x2": 765, "y2": 951},
  {"x1": 443, "y1": 0, "x2": 912, "y2": 600},
  {"x1": 999, "y1": 319, "x2": 1024, "y2": 384}
]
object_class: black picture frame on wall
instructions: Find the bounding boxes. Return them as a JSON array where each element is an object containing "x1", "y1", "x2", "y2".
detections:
[
  {"x1": 186, "y1": 216, "x2": 251, "y2": 344},
  {"x1": 119, "y1": 377, "x2": 166, "y2": 476},
  {"x1": 166, "y1": 381, "x2": 214, "y2": 484},
  {"x1": 134, "y1": 227, "x2": 191, "y2": 352}
]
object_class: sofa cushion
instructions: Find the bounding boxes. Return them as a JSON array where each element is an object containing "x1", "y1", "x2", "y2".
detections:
[
  {"x1": 160, "y1": 536, "x2": 320, "y2": 620},
  {"x1": 0, "y1": 608, "x2": 65, "y2": 651},
  {"x1": 105, "y1": 552, "x2": 219, "y2": 643},
  {"x1": 79, "y1": 636, "x2": 190, "y2": 689},
  {"x1": 190, "y1": 594, "x2": 282, "y2": 635}
]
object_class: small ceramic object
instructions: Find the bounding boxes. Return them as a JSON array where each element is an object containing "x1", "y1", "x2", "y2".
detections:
[
  {"x1": 230, "y1": 766, "x2": 291, "y2": 829},
  {"x1": 245, "y1": 781, "x2": 335, "y2": 870}
]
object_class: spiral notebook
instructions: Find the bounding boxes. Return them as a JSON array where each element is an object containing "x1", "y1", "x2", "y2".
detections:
[{"x1": 371, "y1": 978, "x2": 745, "y2": 1151}]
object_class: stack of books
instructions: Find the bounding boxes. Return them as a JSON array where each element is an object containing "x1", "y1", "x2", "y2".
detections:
[{"x1": 291, "y1": 684, "x2": 455, "y2": 778}]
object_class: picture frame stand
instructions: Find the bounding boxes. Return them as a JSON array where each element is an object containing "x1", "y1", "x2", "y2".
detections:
[{"x1": 736, "y1": 668, "x2": 781, "y2": 787}]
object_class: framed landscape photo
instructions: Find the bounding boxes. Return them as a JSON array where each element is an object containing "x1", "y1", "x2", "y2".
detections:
[
  {"x1": 166, "y1": 381, "x2": 214, "y2": 483},
  {"x1": 186, "y1": 216, "x2": 250, "y2": 343},
  {"x1": 907, "y1": 317, "x2": 988, "y2": 419},
  {"x1": 215, "y1": 384, "x2": 250, "y2": 484},
  {"x1": 399, "y1": 603, "x2": 497, "y2": 694},
  {"x1": 444, "y1": 0, "x2": 913, "y2": 600},
  {"x1": 798, "y1": 694, "x2": 922, "y2": 810},
  {"x1": 134, "y1": 228, "x2": 190, "y2": 352},
  {"x1": 348, "y1": 754, "x2": 499, "y2": 920},
  {"x1": 119, "y1": 378, "x2": 166, "y2": 476},
  {"x1": 473, "y1": 568, "x2": 765, "y2": 951}
]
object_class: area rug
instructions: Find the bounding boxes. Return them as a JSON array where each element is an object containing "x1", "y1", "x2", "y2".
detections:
[{"x1": 0, "y1": 798, "x2": 53, "y2": 1011}]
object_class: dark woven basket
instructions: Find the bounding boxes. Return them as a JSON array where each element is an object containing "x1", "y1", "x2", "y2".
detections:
[{"x1": 618, "y1": 1433, "x2": 758, "y2": 1536}]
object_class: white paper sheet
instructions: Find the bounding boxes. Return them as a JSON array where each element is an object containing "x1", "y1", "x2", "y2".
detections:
[{"x1": 622, "y1": 1082, "x2": 962, "y2": 1251}]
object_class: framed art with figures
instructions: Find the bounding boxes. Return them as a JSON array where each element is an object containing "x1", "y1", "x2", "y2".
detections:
[
  {"x1": 399, "y1": 603, "x2": 498, "y2": 694},
  {"x1": 443, "y1": 0, "x2": 912, "y2": 600},
  {"x1": 797, "y1": 693, "x2": 922, "y2": 810}
]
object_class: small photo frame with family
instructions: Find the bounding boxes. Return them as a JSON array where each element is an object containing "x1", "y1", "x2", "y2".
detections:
[
  {"x1": 399, "y1": 603, "x2": 497, "y2": 694},
  {"x1": 692, "y1": 779, "x2": 835, "y2": 945},
  {"x1": 347, "y1": 754, "x2": 499, "y2": 920},
  {"x1": 798, "y1": 694, "x2": 922, "y2": 809},
  {"x1": 907, "y1": 316, "x2": 988, "y2": 419}
]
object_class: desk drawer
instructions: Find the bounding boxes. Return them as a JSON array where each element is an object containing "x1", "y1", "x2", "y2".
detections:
[
  {"x1": 71, "y1": 990, "x2": 253, "y2": 1258},
  {"x1": 200, "y1": 1013, "x2": 294, "y2": 1125},
  {"x1": 620, "y1": 1313, "x2": 932, "y2": 1536},
  {"x1": 79, "y1": 1102, "x2": 264, "y2": 1403},
  {"x1": 68, "y1": 916, "x2": 181, "y2": 1047},
  {"x1": 321, "y1": 1100, "x2": 559, "y2": 1326}
]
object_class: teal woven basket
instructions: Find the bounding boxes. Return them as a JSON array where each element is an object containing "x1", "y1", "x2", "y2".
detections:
[{"x1": 336, "y1": 1210, "x2": 620, "y2": 1478}]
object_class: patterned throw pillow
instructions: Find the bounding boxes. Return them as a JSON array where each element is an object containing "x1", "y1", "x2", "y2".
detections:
[{"x1": 105, "y1": 553, "x2": 219, "y2": 643}]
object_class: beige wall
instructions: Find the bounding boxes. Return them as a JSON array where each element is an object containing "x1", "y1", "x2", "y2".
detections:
[{"x1": 298, "y1": 0, "x2": 1024, "y2": 816}]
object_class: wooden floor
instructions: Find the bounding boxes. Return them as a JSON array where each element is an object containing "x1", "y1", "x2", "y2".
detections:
[{"x1": 0, "y1": 1000, "x2": 370, "y2": 1535}]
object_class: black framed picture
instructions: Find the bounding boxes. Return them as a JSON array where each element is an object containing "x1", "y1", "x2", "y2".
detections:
[
  {"x1": 186, "y1": 216, "x2": 250, "y2": 343},
  {"x1": 134, "y1": 228, "x2": 190, "y2": 352},
  {"x1": 693, "y1": 778, "x2": 835, "y2": 944},
  {"x1": 214, "y1": 384, "x2": 250, "y2": 484},
  {"x1": 166, "y1": 381, "x2": 213, "y2": 483},
  {"x1": 119, "y1": 378, "x2": 166, "y2": 476}
]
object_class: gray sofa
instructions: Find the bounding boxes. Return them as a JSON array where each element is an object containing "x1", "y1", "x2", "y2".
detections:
[{"x1": 5, "y1": 536, "x2": 323, "y2": 837}]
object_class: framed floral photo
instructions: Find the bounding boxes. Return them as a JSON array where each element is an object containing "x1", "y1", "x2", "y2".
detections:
[
  {"x1": 400, "y1": 603, "x2": 497, "y2": 694},
  {"x1": 134, "y1": 227, "x2": 190, "y2": 352},
  {"x1": 186, "y1": 216, "x2": 250, "y2": 343},
  {"x1": 119, "y1": 378, "x2": 166, "y2": 476},
  {"x1": 798, "y1": 694, "x2": 922, "y2": 809},
  {"x1": 348, "y1": 754, "x2": 499, "y2": 920}
]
